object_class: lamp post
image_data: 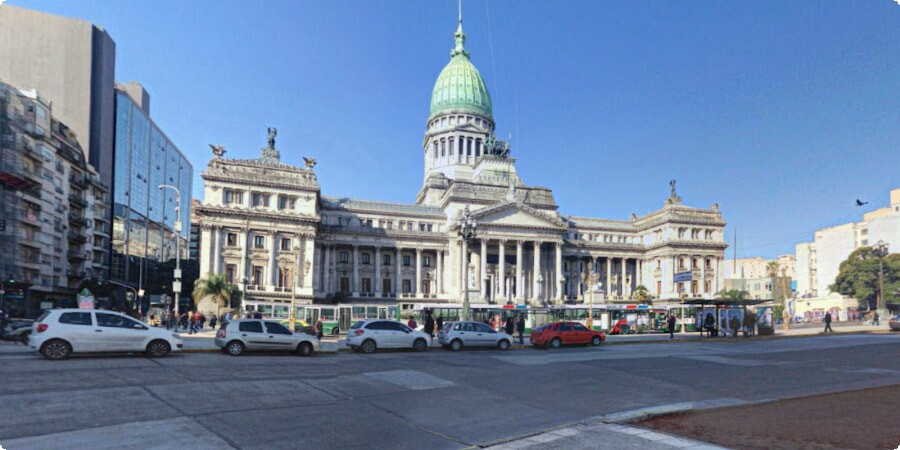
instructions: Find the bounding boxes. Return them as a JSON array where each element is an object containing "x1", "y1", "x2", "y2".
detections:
[
  {"x1": 873, "y1": 240, "x2": 890, "y2": 316},
  {"x1": 456, "y1": 206, "x2": 477, "y2": 321},
  {"x1": 158, "y1": 184, "x2": 182, "y2": 321}
]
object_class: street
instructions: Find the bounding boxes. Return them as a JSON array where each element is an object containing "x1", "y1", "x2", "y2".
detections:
[{"x1": 1, "y1": 332, "x2": 898, "y2": 449}]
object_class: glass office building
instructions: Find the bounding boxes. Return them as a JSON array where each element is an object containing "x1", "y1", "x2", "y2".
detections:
[{"x1": 111, "y1": 83, "x2": 191, "y2": 289}]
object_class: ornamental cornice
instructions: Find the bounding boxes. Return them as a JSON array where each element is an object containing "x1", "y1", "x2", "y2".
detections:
[{"x1": 197, "y1": 205, "x2": 320, "y2": 225}]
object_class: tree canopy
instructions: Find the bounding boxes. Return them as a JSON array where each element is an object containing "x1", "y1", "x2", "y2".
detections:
[
  {"x1": 717, "y1": 289, "x2": 749, "y2": 301},
  {"x1": 830, "y1": 247, "x2": 899, "y2": 310},
  {"x1": 192, "y1": 273, "x2": 236, "y2": 317}
]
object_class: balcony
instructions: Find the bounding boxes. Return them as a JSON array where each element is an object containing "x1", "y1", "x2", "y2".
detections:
[
  {"x1": 68, "y1": 213, "x2": 87, "y2": 227},
  {"x1": 69, "y1": 174, "x2": 87, "y2": 188},
  {"x1": 67, "y1": 231, "x2": 87, "y2": 244},
  {"x1": 68, "y1": 194, "x2": 87, "y2": 208},
  {"x1": 67, "y1": 250, "x2": 87, "y2": 261}
]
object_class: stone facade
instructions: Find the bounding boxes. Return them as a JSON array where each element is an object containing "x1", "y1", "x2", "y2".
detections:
[{"x1": 196, "y1": 17, "x2": 728, "y2": 318}]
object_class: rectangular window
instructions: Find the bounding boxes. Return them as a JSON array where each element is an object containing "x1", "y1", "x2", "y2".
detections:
[
  {"x1": 224, "y1": 190, "x2": 243, "y2": 205},
  {"x1": 383, "y1": 278, "x2": 392, "y2": 294},
  {"x1": 225, "y1": 264, "x2": 236, "y2": 283},
  {"x1": 402, "y1": 279, "x2": 411, "y2": 294},
  {"x1": 340, "y1": 251, "x2": 349, "y2": 263},
  {"x1": 692, "y1": 258, "x2": 698, "y2": 269},
  {"x1": 340, "y1": 277, "x2": 350, "y2": 294},
  {"x1": 362, "y1": 253, "x2": 370, "y2": 264},
  {"x1": 403, "y1": 255, "x2": 411, "y2": 266},
  {"x1": 226, "y1": 233, "x2": 237, "y2": 246},
  {"x1": 386, "y1": 221, "x2": 393, "y2": 230},
  {"x1": 281, "y1": 238, "x2": 291, "y2": 251},
  {"x1": 407, "y1": 222, "x2": 413, "y2": 231},
  {"x1": 254, "y1": 235, "x2": 265, "y2": 248},
  {"x1": 424, "y1": 256, "x2": 431, "y2": 267},
  {"x1": 361, "y1": 278, "x2": 371, "y2": 293},
  {"x1": 419, "y1": 223, "x2": 426, "y2": 232},
  {"x1": 705, "y1": 258, "x2": 712, "y2": 269},
  {"x1": 422, "y1": 280, "x2": 431, "y2": 295},
  {"x1": 366, "y1": 219, "x2": 372, "y2": 227},
  {"x1": 278, "y1": 195, "x2": 288, "y2": 210},
  {"x1": 383, "y1": 254, "x2": 391, "y2": 266},
  {"x1": 251, "y1": 192, "x2": 269, "y2": 207},
  {"x1": 252, "y1": 266, "x2": 264, "y2": 285}
]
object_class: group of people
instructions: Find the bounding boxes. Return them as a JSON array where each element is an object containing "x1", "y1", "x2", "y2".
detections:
[
  {"x1": 694, "y1": 310, "x2": 760, "y2": 338},
  {"x1": 407, "y1": 313, "x2": 527, "y2": 344}
]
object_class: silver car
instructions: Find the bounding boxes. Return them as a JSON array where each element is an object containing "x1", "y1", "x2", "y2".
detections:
[
  {"x1": 215, "y1": 319, "x2": 320, "y2": 356},
  {"x1": 438, "y1": 321, "x2": 513, "y2": 351}
]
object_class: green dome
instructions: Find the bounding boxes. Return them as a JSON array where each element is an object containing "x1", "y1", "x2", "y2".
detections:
[{"x1": 429, "y1": 24, "x2": 492, "y2": 120}]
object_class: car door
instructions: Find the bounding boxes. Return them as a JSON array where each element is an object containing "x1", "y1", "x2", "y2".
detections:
[
  {"x1": 363, "y1": 321, "x2": 389, "y2": 348},
  {"x1": 571, "y1": 323, "x2": 591, "y2": 344},
  {"x1": 237, "y1": 321, "x2": 268, "y2": 350},
  {"x1": 56, "y1": 311, "x2": 96, "y2": 352},
  {"x1": 95, "y1": 312, "x2": 140, "y2": 352},
  {"x1": 557, "y1": 323, "x2": 574, "y2": 344},
  {"x1": 473, "y1": 322, "x2": 495, "y2": 347},
  {"x1": 387, "y1": 321, "x2": 413, "y2": 348},
  {"x1": 264, "y1": 322, "x2": 296, "y2": 351}
]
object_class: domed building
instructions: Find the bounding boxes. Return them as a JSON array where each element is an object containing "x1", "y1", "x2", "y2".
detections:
[{"x1": 196, "y1": 13, "x2": 728, "y2": 333}]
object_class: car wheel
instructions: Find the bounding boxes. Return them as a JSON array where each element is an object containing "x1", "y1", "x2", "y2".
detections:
[
  {"x1": 361, "y1": 339, "x2": 376, "y2": 354},
  {"x1": 297, "y1": 341, "x2": 314, "y2": 357},
  {"x1": 41, "y1": 339, "x2": 71, "y2": 360},
  {"x1": 413, "y1": 338, "x2": 428, "y2": 352},
  {"x1": 591, "y1": 336, "x2": 601, "y2": 346},
  {"x1": 226, "y1": 340, "x2": 245, "y2": 356},
  {"x1": 450, "y1": 339, "x2": 463, "y2": 352},
  {"x1": 498, "y1": 339, "x2": 510, "y2": 351},
  {"x1": 145, "y1": 340, "x2": 171, "y2": 358},
  {"x1": 550, "y1": 337, "x2": 562, "y2": 349}
]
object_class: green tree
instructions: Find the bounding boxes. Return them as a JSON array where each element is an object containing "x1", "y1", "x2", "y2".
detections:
[
  {"x1": 717, "y1": 289, "x2": 749, "y2": 301},
  {"x1": 632, "y1": 285, "x2": 651, "y2": 304},
  {"x1": 830, "y1": 247, "x2": 899, "y2": 310},
  {"x1": 192, "y1": 273, "x2": 236, "y2": 318}
]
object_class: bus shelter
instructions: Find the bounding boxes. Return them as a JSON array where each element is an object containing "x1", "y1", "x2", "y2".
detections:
[{"x1": 680, "y1": 299, "x2": 770, "y2": 337}]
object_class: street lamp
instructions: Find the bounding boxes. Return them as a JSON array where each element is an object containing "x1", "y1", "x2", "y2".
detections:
[
  {"x1": 158, "y1": 184, "x2": 182, "y2": 321},
  {"x1": 456, "y1": 206, "x2": 477, "y2": 321},
  {"x1": 873, "y1": 240, "x2": 890, "y2": 315}
]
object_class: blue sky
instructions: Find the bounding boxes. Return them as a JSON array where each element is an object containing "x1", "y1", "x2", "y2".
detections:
[{"x1": 10, "y1": 0, "x2": 900, "y2": 258}]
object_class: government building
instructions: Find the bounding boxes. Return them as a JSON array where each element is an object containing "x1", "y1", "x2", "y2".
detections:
[{"x1": 196, "y1": 17, "x2": 728, "y2": 325}]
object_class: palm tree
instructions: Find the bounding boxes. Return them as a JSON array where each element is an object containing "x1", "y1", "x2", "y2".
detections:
[
  {"x1": 192, "y1": 273, "x2": 236, "y2": 319},
  {"x1": 632, "y1": 285, "x2": 650, "y2": 304}
]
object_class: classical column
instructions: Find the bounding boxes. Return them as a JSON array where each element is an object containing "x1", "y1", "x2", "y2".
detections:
[
  {"x1": 622, "y1": 258, "x2": 629, "y2": 298},
  {"x1": 461, "y1": 239, "x2": 468, "y2": 296},
  {"x1": 240, "y1": 229, "x2": 250, "y2": 284},
  {"x1": 498, "y1": 240, "x2": 506, "y2": 299},
  {"x1": 352, "y1": 244, "x2": 359, "y2": 297},
  {"x1": 515, "y1": 241, "x2": 524, "y2": 303},
  {"x1": 415, "y1": 247, "x2": 422, "y2": 298},
  {"x1": 395, "y1": 247, "x2": 401, "y2": 295},
  {"x1": 480, "y1": 239, "x2": 488, "y2": 301},
  {"x1": 211, "y1": 226, "x2": 221, "y2": 275},
  {"x1": 555, "y1": 242, "x2": 563, "y2": 302},
  {"x1": 297, "y1": 235, "x2": 306, "y2": 290},
  {"x1": 374, "y1": 246, "x2": 381, "y2": 295},
  {"x1": 266, "y1": 231, "x2": 277, "y2": 289},
  {"x1": 436, "y1": 250, "x2": 443, "y2": 294},
  {"x1": 322, "y1": 244, "x2": 331, "y2": 293},
  {"x1": 700, "y1": 256, "x2": 706, "y2": 297},
  {"x1": 532, "y1": 241, "x2": 542, "y2": 302},
  {"x1": 606, "y1": 256, "x2": 612, "y2": 298}
]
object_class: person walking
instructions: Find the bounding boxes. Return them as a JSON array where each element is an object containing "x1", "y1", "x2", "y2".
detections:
[
  {"x1": 436, "y1": 316, "x2": 444, "y2": 334},
  {"x1": 667, "y1": 314, "x2": 677, "y2": 339},
  {"x1": 199, "y1": 313, "x2": 206, "y2": 330},
  {"x1": 209, "y1": 315, "x2": 218, "y2": 330},
  {"x1": 823, "y1": 312, "x2": 833, "y2": 332},
  {"x1": 315, "y1": 318, "x2": 324, "y2": 340},
  {"x1": 873, "y1": 311, "x2": 880, "y2": 326},
  {"x1": 729, "y1": 315, "x2": 740, "y2": 338},
  {"x1": 424, "y1": 314, "x2": 435, "y2": 339},
  {"x1": 516, "y1": 315, "x2": 526, "y2": 345},
  {"x1": 504, "y1": 316, "x2": 514, "y2": 336}
]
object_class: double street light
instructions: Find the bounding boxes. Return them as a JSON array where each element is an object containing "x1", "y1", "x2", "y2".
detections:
[
  {"x1": 158, "y1": 184, "x2": 182, "y2": 321},
  {"x1": 456, "y1": 206, "x2": 477, "y2": 321}
]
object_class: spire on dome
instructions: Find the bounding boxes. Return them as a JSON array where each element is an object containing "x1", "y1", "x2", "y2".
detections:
[{"x1": 451, "y1": 0, "x2": 469, "y2": 58}]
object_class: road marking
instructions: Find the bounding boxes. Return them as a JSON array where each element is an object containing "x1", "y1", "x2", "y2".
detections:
[{"x1": 363, "y1": 370, "x2": 454, "y2": 390}]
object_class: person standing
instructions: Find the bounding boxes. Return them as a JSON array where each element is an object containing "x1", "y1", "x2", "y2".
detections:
[
  {"x1": 504, "y1": 316, "x2": 514, "y2": 336},
  {"x1": 704, "y1": 313, "x2": 715, "y2": 338},
  {"x1": 516, "y1": 315, "x2": 526, "y2": 344},
  {"x1": 424, "y1": 314, "x2": 435, "y2": 339},
  {"x1": 667, "y1": 314, "x2": 677, "y2": 339},
  {"x1": 823, "y1": 312, "x2": 833, "y2": 332},
  {"x1": 315, "y1": 318, "x2": 324, "y2": 340},
  {"x1": 436, "y1": 316, "x2": 444, "y2": 334},
  {"x1": 729, "y1": 315, "x2": 740, "y2": 338},
  {"x1": 209, "y1": 315, "x2": 218, "y2": 330}
]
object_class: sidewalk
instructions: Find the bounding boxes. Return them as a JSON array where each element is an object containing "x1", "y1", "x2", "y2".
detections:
[{"x1": 2, "y1": 322, "x2": 892, "y2": 356}]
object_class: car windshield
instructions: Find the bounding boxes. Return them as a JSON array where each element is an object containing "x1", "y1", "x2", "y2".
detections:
[
  {"x1": 534, "y1": 325, "x2": 549, "y2": 332},
  {"x1": 35, "y1": 311, "x2": 51, "y2": 323},
  {"x1": 350, "y1": 321, "x2": 365, "y2": 329}
]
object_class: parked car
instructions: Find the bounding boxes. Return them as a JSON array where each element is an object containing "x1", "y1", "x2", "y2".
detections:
[
  {"x1": 215, "y1": 319, "x2": 320, "y2": 356},
  {"x1": 346, "y1": 319, "x2": 430, "y2": 353},
  {"x1": 29, "y1": 309, "x2": 183, "y2": 360},
  {"x1": 530, "y1": 321, "x2": 605, "y2": 349},
  {"x1": 1, "y1": 319, "x2": 33, "y2": 344},
  {"x1": 438, "y1": 321, "x2": 513, "y2": 351},
  {"x1": 889, "y1": 315, "x2": 900, "y2": 332}
]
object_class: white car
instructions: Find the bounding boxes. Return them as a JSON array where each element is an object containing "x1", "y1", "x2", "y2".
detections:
[
  {"x1": 30, "y1": 308, "x2": 183, "y2": 360},
  {"x1": 346, "y1": 319, "x2": 430, "y2": 353},
  {"x1": 438, "y1": 321, "x2": 513, "y2": 351},
  {"x1": 214, "y1": 319, "x2": 320, "y2": 356}
]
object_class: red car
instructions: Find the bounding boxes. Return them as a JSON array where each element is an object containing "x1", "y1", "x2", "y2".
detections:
[{"x1": 530, "y1": 321, "x2": 605, "y2": 349}]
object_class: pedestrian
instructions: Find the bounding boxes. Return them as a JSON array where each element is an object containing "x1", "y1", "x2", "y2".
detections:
[
  {"x1": 424, "y1": 314, "x2": 435, "y2": 339},
  {"x1": 516, "y1": 315, "x2": 525, "y2": 344},
  {"x1": 504, "y1": 316, "x2": 514, "y2": 336},
  {"x1": 209, "y1": 315, "x2": 218, "y2": 330},
  {"x1": 315, "y1": 318, "x2": 324, "y2": 340},
  {"x1": 179, "y1": 312, "x2": 189, "y2": 332},
  {"x1": 436, "y1": 316, "x2": 444, "y2": 334},
  {"x1": 873, "y1": 311, "x2": 880, "y2": 326},
  {"x1": 192, "y1": 311, "x2": 201, "y2": 333},
  {"x1": 704, "y1": 313, "x2": 715, "y2": 338},
  {"x1": 407, "y1": 316, "x2": 418, "y2": 330},
  {"x1": 667, "y1": 314, "x2": 677, "y2": 339},
  {"x1": 823, "y1": 312, "x2": 833, "y2": 332},
  {"x1": 729, "y1": 315, "x2": 740, "y2": 338},
  {"x1": 253, "y1": 311, "x2": 263, "y2": 319},
  {"x1": 199, "y1": 313, "x2": 206, "y2": 330},
  {"x1": 491, "y1": 315, "x2": 499, "y2": 332}
]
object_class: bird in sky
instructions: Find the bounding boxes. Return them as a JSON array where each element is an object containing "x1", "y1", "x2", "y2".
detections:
[{"x1": 855, "y1": 199, "x2": 868, "y2": 206}]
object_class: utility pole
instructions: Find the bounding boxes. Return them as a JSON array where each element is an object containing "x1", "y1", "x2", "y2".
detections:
[{"x1": 158, "y1": 185, "x2": 182, "y2": 320}]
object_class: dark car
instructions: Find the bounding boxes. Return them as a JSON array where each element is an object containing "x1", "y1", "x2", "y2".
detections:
[{"x1": 530, "y1": 321, "x2": 605, "y2": 349}]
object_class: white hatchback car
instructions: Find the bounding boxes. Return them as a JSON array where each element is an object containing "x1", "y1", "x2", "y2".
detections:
[
  {"x1": 30, "y1": 308, "x2": 183, "y2": 360},
  {"x1": 438, "y1": 321, "x2": 513, "y2": 351},
  {"x1": 214, "y1": 319, "x2": 320, "y2": 356},
  {"x1": 346, "y1": 319, "x2": 430, "y2": 353}
]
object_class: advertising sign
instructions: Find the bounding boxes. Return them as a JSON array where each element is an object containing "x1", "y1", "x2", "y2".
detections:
[
  {"x1": 674, "y1": 271, "x2": 692, "y2": 283},
  {"x1": 77, "y1": 288, "x2": 95, "y2": 310}
]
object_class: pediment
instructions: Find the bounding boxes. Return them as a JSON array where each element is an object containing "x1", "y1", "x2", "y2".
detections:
[{"x1": 471, "y1": 201, "x2": 566, "y2": 230}]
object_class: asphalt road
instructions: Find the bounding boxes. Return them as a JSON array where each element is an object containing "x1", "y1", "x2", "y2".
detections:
[{"x1": 1, "y1": 333, "x2": 898, "y2": 449}]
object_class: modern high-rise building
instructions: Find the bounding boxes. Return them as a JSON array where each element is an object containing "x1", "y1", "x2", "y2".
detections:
[
  {"x1": 110, "y1": 83, "x2": 192, "y2": 295},
  {"x1": 0, "y1": 81, "x2": 109, "y2": 317}
]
